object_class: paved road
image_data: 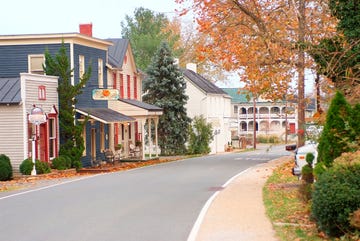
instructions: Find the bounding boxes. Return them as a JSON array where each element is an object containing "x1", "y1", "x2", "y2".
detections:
[{"x1": 0, "y1": 145, "x2": 290, "y2": 241}]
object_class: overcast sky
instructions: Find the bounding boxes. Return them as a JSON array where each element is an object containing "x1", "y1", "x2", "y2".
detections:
[{"x1": 0, "y1": 0, "x2": 179, "y2": 39}]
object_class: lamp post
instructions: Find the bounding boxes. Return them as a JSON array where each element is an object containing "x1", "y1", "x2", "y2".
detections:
[{"x1": 28, "y1": 106, "x2": 46, "y2": 175}]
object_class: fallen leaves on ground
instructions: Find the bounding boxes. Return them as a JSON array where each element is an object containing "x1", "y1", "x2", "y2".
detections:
[{"x1": 0, "y1": 157, "x2": 182, "y2": 192}]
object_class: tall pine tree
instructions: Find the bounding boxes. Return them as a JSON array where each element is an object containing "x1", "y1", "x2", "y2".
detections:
[
  {"x1": 43, "y1": 42, "x2": 91, "y2": 168},
  {"x1": 143, "y1": 42, "x2": 190, "y2": 155}
]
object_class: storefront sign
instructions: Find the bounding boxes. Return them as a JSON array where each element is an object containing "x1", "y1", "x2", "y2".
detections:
[{"x1": 92, "y1": 89, "x2": 119, "y2": 100}]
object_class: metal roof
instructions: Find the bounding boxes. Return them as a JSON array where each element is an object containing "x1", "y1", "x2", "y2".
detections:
[
  {"x1": 106, "y1": 38, "x2": 129, "y2": 68},
  {"x1": 222, "y1": 88, "x2": 251, "y2": 103},
  {"x1": 76, "y1": 108, "x2": 135, "y2": 124},
  {"x1": 0, "y1": 77, "x2": 21, "y2": 104},
  {"x1": 118, "y1": 98, "x2": 163, "y2": 111},
  {"x1": 182, "y1": 69, "x2": 228, "y2": 95}
]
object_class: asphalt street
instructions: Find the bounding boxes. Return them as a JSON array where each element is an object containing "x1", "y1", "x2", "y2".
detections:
[{"x1": 0, "y1": 145, "x2": 290, "y2": 241}]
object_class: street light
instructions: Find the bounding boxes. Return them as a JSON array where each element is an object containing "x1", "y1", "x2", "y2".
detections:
[{"x1": 28, "y1": 106, "x2": 46, "y2": 175}]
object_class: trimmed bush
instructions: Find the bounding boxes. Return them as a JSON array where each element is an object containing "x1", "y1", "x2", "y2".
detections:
[
  {"x1": 0, "y1": 154, "x2": 13, "y2": 181},
  {"x1": 19, "y1": 158, "x2": 34, "y2": 175},
  {"x1": 35, "y1": 161, "x2": 51, "y2": 174},
  {"x1": 52, "y1": 156, "x2": 71, "y2": 170},
  {"x1": 20, "y1": 159, "x2": 51, "y2": 175},
  {"x1": 311, "y1": 163, "x2": 360, "y2": 237},
  {"x1": 317, "y1": 92, "x2": 352, "y2": 167}
]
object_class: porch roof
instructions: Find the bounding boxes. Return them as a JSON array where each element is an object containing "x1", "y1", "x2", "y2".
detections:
[
  {"x1": 118, "y1": 99, "x2": 163, "y2": 116},
  {"x1": 76, "y1": 108, "x2": 135, "y2": 124},
  {"x1": 0, "y1": 77, "x2": 21, "y2": 104}
]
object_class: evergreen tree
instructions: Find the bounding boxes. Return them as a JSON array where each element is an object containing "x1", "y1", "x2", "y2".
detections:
[
  {"x1": 188, "y1": 115, "x2": 213, "y2": 155},
  {"x1": 317, "y1": 92, "x2": 352, "y2": 167},
  {"x1": 349, "y1": 103, "x2": 360, "y2": 150},
  {"x1": 43, "y1": 42, "x2": 91, "y2": 168},
  {"x1": 143, "y1": 42, "x2": 191, "y2": 155}
]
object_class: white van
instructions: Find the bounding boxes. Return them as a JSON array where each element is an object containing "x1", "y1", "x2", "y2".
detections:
[{"x1": 292, "y1": 142, "x2": 318, "y2": 178}]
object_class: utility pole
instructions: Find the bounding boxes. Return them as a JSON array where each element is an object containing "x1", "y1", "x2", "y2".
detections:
[{"x1": 253, "y1": 97, "x2": 256, "y2": 150}]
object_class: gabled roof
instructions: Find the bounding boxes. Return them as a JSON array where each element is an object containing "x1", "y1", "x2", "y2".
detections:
[
  {"x1": 0, "y1": 77, "x2": 21, "y2": 104},
  {"x1": 182, "y1": 69, "x2": 228, "y2": 95},
  {"x1": 118, "y1": 98, "x2": 163, "y2": 111},
  {"x1": 106, "y1": 38, "x2": 129, "y2": 68}
]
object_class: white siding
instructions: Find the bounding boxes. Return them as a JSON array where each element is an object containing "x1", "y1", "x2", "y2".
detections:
[{"x1": 0, "y1": 105, "x2": 25, "y2": 171}]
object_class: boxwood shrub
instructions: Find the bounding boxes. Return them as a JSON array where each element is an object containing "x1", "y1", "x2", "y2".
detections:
[
  {"x1": 51, "y1": 156, "x2": 71, "y2": 170},
  {"x1": 311, "y1": 163, "x2": 360, "y2": 237},
  {"x1": 0, "y1": 154, "x2": 13, "y2": 181},
  {"x1": 20, "y1": 158, "x2": 51, "y2": 175}
]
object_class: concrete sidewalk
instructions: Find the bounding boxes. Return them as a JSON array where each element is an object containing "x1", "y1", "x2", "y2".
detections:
[{"x1": 190, "y1": 157, "x2": 289, "y2": 241}]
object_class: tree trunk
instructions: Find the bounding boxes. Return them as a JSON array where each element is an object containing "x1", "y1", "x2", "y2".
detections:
[{"x1": 297, "y1": 0, "x2": 306, "y2": 147}]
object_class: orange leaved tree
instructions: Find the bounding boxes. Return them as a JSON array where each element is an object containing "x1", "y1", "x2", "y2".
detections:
[{"x1": 176, "y1": 0, "x2": 336, "y2": 146}]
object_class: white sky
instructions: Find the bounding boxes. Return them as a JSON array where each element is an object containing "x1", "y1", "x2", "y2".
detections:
[
  {"x1": 0, "y1": 0, "x2": 315, "y2": 92},
  {"x1": 0, "y1": 0, "x2": 179, "y2": 39}
]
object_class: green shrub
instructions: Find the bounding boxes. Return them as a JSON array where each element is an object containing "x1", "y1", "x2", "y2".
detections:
[
  {"x1": 52, "y1": 156, "x2": 71, "y2": 170},
  {"x1": 20, "y1": 159, "x2": 51, "y2": 175},
  {"x1": 19, "y1": 158, "x2": 34, "y2": 175},
  {"x1": 311, "y1": 163, "x2": 360, "y2": 237},
  {"x1": 317, "y1": 92, "x2": 352, "y2": 167},
  {"x1": 0, "y1": 154, "x2": 13, "y2": 181},
  {"x1": 35, "y1": 161, "x2": 51, "y2": 174}
]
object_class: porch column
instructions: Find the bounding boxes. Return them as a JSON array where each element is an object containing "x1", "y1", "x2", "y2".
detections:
[
  {"x1": 140, "y1": 119, "x2": 145, "y2": 160},
  {"x1": 148, "y1": 118, "x2": 152, "y2": 158},
  {"x1": 109, "y1": 123, "x2": 114, "y2": 151},
  {"x1": 154, "y1": 117, "x2": 159, "y2": 158}
]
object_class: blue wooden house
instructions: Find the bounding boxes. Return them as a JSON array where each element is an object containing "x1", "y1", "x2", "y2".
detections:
[{"x1": 0, "y1": 26, "x2": 135, "y2": 167}]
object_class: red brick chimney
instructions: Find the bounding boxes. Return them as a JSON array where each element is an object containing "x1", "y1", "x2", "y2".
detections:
[{"x1": 79, "y1": 23, "x2": 92, "y2": 37}]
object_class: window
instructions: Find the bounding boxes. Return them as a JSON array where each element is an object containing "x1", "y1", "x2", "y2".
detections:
[
  {"x1": 234, "y1": 105, "x2": 238, "y2": 114},
  {"x1": 48, "y1": 118, "x2": 57, "y2": 159},
  {"x1": 79, "y1": 55, "x2": 85, "y2": 79},
  {"x1": 98, "y1": 58, "x2": 103, "y2": 88},
  {"x1": 28, "y1": 55, "x2": 45, "y2": 75},
  {"x1": 38, "y1": 85, "x2": 46, "y2": 100}
]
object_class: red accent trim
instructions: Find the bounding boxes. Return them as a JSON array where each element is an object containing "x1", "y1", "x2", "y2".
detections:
[
  {"x1": 134, "y1": 76, "x2": 138, "y2": 100},
  {"x1": 135, "y1": 122, "x2": 139, "y2": 141},
  {"x1": 113, "y1": 72, "x2": 117, "y2": 89},
  {"x1": 127, "y1": 75, "x2": 131, "y2": 99},
  {"x1": 120, "y1": 74, "x2": 124, "y2": 98},
  {"x1": 38, "y1": 85, "x2": 46, "y2": 100}
]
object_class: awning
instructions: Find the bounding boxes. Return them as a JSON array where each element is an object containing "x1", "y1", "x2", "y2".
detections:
[{"x1": 76, "y1": 108, "x2": 135, "y2": 124}]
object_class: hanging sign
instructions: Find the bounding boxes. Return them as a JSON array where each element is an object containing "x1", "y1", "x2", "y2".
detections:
[{"x1": 92, "y1": 89, "x2": 119, "y2": 100}]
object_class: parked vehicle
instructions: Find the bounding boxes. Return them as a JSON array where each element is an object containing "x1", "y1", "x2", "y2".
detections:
[{"x1": 292, "y1": 141, "x2": 318, "y2": 178}]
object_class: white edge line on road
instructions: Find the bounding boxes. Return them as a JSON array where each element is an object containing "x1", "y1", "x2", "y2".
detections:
[
  {"x1": 0, "y1": 174, "x2": 103, "y2": 201},
  {"x1": 186, "y1": 167, "x2": 253, "y2": 241}
]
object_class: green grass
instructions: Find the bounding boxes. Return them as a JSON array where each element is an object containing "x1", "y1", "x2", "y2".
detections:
[{"x1": 263, "y1": 159, "x2": 328, "y2": 241}]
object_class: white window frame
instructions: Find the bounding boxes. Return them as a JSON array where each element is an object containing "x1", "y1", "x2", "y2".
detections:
[
  {"x1": 28, "y1": 54, "x2": 45, "y2": 75},
  {"x1": 98, "y1": 58, "x2": 103, "y2": 88},
  {"x1": 49, "y1": 118, "x2": 56, "y2": 159}
]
